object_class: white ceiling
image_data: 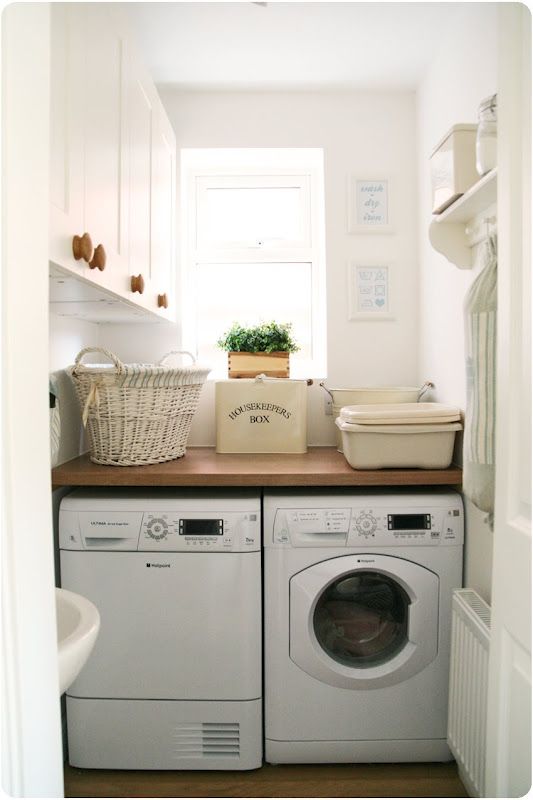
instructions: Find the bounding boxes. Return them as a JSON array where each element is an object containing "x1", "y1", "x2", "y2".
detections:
[{"x1": 126, "y1": 2, "x2": 466, "y2": 91}]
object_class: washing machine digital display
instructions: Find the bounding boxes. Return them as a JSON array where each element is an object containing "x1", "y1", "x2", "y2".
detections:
[
  {"x1": 387, "y1": 513, "x2": 431, "y2": 530},
  {"x1": 179, "y1": 519, "x2": 223, "y2": 535}
]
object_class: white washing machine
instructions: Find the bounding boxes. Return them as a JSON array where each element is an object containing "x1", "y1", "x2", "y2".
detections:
[
  {"x1": 264, "y1": 488, "x2": 463, "y2": 764},
  {"x1": 60, "y1": 488, "x2": 262, "y2": 770}
]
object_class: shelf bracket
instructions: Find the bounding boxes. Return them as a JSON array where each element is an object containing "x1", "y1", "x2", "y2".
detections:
[{"x1": 429, "y1": 220, "x2": 472, "y2": 268}]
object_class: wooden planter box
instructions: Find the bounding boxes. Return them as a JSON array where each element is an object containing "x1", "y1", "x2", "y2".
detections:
[{"x1": 228, "y1": 351, "x2": 290, "y2": 379}]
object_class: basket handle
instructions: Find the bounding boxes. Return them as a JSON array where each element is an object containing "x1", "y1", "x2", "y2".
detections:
[
  {"x1": 418, "y1": 380, "x2": 435, "y2": 401},
  {"x1": 72, "y1": 347, "x2": 125, "y2": 374},
  {"x1": 319, "y1": 380, "x2": 334, "y2": 401},
  {"x1": 157, "y1": 350, "x2": 196, "y2": 366}
]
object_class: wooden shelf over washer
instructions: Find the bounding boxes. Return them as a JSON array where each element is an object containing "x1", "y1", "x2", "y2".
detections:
[{"x1": 52, "y1": 447, "x2": 462, "y2": 489}]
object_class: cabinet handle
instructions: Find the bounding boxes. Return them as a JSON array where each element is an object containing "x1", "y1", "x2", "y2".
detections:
[
  {"x1": 89, "y1": 244, "x2": 106, "y2": 271},
  {"x1": 157, "y1": 293, "x2": 168, "y2": 309},
  {"x1": 131, "y1": 274, "x2": 145, "y2": 294},
  {"x1": 72, "y1": 233, "x2": 93, "y2": 263}
]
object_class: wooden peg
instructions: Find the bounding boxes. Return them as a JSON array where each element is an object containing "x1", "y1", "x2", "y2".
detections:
[
  {"x1": 89, "y1": 243, "x2": 106, "y2": 271},
  {"x1": 131, "y1": 274, "x2": 145, "y2": 294},
  {"x1": 72, "y1": 232, "x2": 93, "y2": 263}
]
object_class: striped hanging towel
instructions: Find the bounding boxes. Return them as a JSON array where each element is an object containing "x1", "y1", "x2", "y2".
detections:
[
  {"x1": 49, "y1": 376, "x2": 61, "y2": 467},
  {"x1": 463, "y1": 235, "x2": 497, "y2": 516}
]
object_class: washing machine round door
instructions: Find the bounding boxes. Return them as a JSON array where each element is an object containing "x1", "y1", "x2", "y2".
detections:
[{"x1": 290, "y1": 554, "x2": 439, "y2": 689}]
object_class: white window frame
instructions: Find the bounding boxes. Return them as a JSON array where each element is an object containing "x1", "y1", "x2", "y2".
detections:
[
  {"x1": 195, "y1": 173, "x2": 312, "y2": 253},
  {"x1": 181, "y1": 149, "x2": 327, "y2": 379}
]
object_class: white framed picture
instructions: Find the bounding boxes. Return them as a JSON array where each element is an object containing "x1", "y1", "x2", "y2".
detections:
[
  {"x1": 347, "y1": 177, "x2": 393, "y2": 234},
  {"x1": 348, "y1": 263, "x2": 394, "y2": 320}
]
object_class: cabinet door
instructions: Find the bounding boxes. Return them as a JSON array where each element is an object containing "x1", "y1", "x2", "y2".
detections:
[
  {"x1": 128, "y1": 55, "x2": 176, "y2": 320},
  {"x1": 151, "y1": 108, "x2": 176, "y2": 317},
  {"x1": 49, "y1": 3, "x2": 86, "y2": 276},
  {"x1": 49, "y1": 4, "x2": 176, "y2": 321},
  {"x1": 83, "y1": 6, "x2": 129, "y2": 294},
  {"x1": 128, "y1": 57, "x2": 156, "y2": 311}
]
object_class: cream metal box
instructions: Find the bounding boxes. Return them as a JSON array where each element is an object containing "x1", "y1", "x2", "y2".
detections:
[
  {"x1": 431, "y1": 124, "x2": 478, "y2": 214},
  {"x1": 216, "y1": 378, "x2": 308, "y2": 453}
]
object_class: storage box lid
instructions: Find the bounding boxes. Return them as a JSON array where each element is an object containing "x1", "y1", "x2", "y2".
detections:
[
  {"x1": 430, "y1": 123, "x2": 477, "y2": 157},
  {"x1": 335, "y1": 418, "x2": 463, "y2": 434},
  {"x1": 338, "y1": 402, "x2": 462, "y2": 425},
  {"x1": 216, "y1": 377, "x2": 307, "y2": 385}
]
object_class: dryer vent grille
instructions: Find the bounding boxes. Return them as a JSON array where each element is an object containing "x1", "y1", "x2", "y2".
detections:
[{"x1": 173, "y1": 722, "x2": 240, "y2": 758}]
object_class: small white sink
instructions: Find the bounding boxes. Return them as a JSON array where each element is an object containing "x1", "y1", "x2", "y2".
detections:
[{"x1": 56, "y1": 587, "x2": 100, "y2": 694}]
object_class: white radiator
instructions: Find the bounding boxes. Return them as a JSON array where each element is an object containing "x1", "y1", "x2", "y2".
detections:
[{"x1": 448, "y1": 588, "x2": 491, "y2": 798}]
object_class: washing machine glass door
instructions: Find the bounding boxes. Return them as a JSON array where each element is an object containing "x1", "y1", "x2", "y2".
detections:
[
  {"x1": 314, "y1": 571, "x2": 410, "y2": 668},
  {"x1": 290, "y1": 554, "x2": 439, "y2": 689}
]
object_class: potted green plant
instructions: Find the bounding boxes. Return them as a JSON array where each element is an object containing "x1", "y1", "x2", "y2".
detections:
[{"x1": 217, "y1": 321, "x2": 300, "y2": 378}]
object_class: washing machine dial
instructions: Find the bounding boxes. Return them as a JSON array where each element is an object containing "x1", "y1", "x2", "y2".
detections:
[
  {"x1": 146, "y1": 518, "x2": 168, "y2": 541},
  {"x1": 355, "y1": 512, "x2": 377, "y2": 536}
]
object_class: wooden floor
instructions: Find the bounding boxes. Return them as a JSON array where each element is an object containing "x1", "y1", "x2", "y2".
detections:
[{"x1": 64, "y1": 762, "x2": 467, "y2": 798}]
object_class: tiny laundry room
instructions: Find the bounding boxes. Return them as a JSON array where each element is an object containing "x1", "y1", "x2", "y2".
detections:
[{"x1": 2, "y1": 3, "x2": 531, "y2": 799}]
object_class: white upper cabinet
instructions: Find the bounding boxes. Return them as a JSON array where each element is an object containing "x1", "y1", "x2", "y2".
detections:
[
  {"x1": 49, "y1": 4, "x2": 176, "y2": 321},
  {"x1": 49, "y1": 4, "x2": 85, "y2": 277},
  {"x1": 82, "y1": 5, "x2": 130, "y2": 295},
  {"x1": 150, "y1": 107, "x2": 176, "y2": 312},
  {"x1": 127, "y1": 52, "x2": 176, "y2": 315},
  {"x1": 128, "y1": 60, "x2": 153, "y2": 291}
]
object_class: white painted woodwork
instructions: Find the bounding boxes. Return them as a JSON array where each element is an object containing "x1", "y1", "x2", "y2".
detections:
[
  {"x1": 428, "y1": 170, "x2": 497, "y2": 268},
  {"x1": 151, "y1": 107, "x2": 176, "y2": 304},
  {"x1": 126, "y1": 51, "x2": 176, "y2": 317},
  {"x1": 49, "y1": 3, "x2": 85, "y2": 277},
  {"x1": 83, "y1": 5, "x2": 130, "y2": 296},
  {"x1": 128, "y1": 59, "x2": 154, "y2": 290},
  {"x1": 48, "y1": 5, "x2": 176, "y2": 322},
  {"x1": 1, "y1": 5, "x2": 64, "y2": 796},
  {"x1": 485, "y1": 5, "x2": 532, "y2": 797}
]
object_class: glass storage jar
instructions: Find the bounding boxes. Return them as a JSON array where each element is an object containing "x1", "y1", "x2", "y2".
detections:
[{"x1": 476, "y1": 94, "x2": 497, "y2": 176}]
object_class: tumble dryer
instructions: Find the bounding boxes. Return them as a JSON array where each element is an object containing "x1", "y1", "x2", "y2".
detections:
[
  {"x1": 60, "y1": 488, "x2": 262, "y2": 770},
  {"x1": 263, "y1": 488, "x2": 463, "y2": 763}
]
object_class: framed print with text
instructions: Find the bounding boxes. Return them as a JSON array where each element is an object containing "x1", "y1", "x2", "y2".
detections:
[{"x1": 348, "y1": 178, "x2": 393, "y2": 234}]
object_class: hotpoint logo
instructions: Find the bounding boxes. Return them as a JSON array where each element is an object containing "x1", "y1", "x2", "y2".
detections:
[{"x1": 146, "y1": 563, "x2": 171, "y2": 568}]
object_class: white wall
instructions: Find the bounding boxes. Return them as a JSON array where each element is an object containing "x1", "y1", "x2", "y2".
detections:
[
  {"x1": 49, "y1": 314, "x2": 100, "y2": 465},
  {"x1": 416, "y1": 4, "x2": 499, "y2": 601},
  {"x1": 102, "y1": 90, "x2": 419, "y2": 445}
]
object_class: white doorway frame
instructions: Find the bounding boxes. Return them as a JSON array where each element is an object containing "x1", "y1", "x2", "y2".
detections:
[
  {"x1": 1, "y1": 4, "x2": 64, "y2": 797},
  {"x1": 485, "y1": 4, "x2": 532, "y2": 797}
]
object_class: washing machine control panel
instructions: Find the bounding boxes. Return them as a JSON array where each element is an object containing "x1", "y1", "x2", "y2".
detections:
[
  {"x1": 274, "y1": 497, "x2": 463, "y2": 547},
  {"x1": 60, "y1": 509, "x2": 260, "y2": 551},
  {"x1": 138, "y1": 511, "x2": 260, "y2": 552},
  {"x1": 347, "y1": 507, "x2": 452, "y2": 545}
]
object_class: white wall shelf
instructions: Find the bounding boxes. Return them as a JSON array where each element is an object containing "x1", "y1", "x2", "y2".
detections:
[
  {"x1": 49, "y1": 265, "x2": 170, "y2": 324},
  {"x1": 429, "y1": 168, "x2": 497, "y2": 268}
]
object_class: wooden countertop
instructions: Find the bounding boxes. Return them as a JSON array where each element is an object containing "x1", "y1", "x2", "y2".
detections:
[{"x1": 52, "y1": 447, "x2": 462, "y2": 489}]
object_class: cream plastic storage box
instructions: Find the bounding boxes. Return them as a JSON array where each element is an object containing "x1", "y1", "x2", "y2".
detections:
[
  {"x1": 335, "y1": 403, "x2": 462, "y2": 470},
  {"x1": 216, "y1": 377, "x2": 308, "y2": 453},
  {"x1": 430, "y1": 124, "x2": 478, "y2": 214},
  {"x1": 322, "y1": 384, "x2": 425, "y2": 453}
]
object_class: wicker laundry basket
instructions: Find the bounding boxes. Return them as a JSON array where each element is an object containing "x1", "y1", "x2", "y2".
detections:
[{"x1": 69, "y1": 347, "x2": 210, "y2": 466}]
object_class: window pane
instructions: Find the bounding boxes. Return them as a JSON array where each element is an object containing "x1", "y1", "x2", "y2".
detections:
[
  {"x1": 201, "y1": 186, "x2": 304, "y2": 246},
  {"x1": 196, "y1": 262, "x2": 312, "y2": 373}
]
